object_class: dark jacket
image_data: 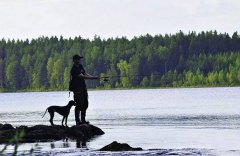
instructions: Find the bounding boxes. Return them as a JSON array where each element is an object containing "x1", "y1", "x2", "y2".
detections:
[{"x1": 70, "y1": 64, "x2": 87, "y2": 91}]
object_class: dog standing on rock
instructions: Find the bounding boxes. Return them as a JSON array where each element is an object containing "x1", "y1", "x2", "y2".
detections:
[{"x1": 42, "y1": 100, "x2": 76, "y2": 126}]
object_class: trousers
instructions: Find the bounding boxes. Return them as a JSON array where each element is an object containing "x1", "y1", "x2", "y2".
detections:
[{"x1": 73, "y1": 88, "x2": 88, "y2": 124}]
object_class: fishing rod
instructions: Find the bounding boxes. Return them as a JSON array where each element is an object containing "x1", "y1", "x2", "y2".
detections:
[{"x1": 99, "y1": 73, "x2": 163, "y2": 82}]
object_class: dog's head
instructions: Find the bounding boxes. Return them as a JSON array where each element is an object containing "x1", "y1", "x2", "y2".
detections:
[{"x1": 68, "y1": 100, "x2": 76, "y2": 107}]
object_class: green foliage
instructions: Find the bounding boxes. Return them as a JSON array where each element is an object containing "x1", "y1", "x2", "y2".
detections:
[
  {"x1": 140, "y1": 77, "x2": 150, "y2": 87},
  {"x1": 107, "y1": 63, "x2": 118, "y2": 88},
  {"x1": 0, "y1": 31, "x2": 240, "y2": 91},
  {"x1": 117, "y1": 60, "x2": 132, "y2": 88},
  {"x1": 6, "y1": 61, "x2": 18, "y2": 89},
  {"x1": 63, "y1": 67, "x2": 70, "y2": 89}
]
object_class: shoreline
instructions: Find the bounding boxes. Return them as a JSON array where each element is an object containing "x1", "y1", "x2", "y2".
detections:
[{"x1": 0, "y1": 85, "x2": 239, "y2": 93}]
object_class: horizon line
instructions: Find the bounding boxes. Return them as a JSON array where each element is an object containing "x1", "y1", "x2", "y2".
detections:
[{"x1": 0, "y1": 30, "x2": 239, "y2": 42}]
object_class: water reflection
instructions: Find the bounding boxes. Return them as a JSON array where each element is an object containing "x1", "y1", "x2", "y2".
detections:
[
  {"x1": 48, "y1": 138, "x2": 87, "y2": 149},
  {"x1": 50, "y1": 142, "x2": 55, "y2": 149},
  {"x1": 76, "y1": 139, "x2": 86, "y2": 148},
  {"x1": 63, "y1": 139, "x2": 70, "y2": 148}
]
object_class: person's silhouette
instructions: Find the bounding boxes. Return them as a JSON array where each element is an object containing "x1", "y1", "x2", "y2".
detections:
[{"x1": 70, "y1": 54, "x2": 99, "y2": 125}]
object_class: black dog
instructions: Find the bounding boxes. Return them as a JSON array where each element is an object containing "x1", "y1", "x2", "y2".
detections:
[{"x1": 42, "y1": 100, "x2": 75, "y2": 126}]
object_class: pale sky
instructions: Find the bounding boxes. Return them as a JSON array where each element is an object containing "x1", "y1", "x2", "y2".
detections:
[{"x1": 0, "y1": 0, "x2": 239, "y2": 40}]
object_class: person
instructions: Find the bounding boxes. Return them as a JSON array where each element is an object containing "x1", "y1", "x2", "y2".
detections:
[{"x1": 70, "y1": 54, "x2": 99, "y2": 125}]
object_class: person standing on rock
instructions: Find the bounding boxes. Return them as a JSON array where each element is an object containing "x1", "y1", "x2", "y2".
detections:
[{"x1": 70, "y1": 54, "x2": 99, "y2": 125}]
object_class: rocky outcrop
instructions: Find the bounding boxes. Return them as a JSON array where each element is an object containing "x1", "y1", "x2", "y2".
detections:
[
  {"x1": 100, "y1": 141, "x2": 143, "y2": 151},
  {"x1": 0, "y1": 124, "x2": 104, "y2": 144}
]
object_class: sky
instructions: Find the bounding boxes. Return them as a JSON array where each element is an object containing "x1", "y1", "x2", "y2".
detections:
[{"x1": 0, "y1": 0, "x2": 239, "y2": 40}]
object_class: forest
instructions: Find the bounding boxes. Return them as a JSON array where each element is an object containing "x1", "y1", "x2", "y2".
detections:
[{"x1": 0, "y1": 30, "x2": 240, "y2": 91}]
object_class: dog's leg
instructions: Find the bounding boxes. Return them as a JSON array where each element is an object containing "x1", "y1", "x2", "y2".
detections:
[
  {"x1": 65, "y1": 115, "x2": 68, "y2": 127},
  {"x1": 62, "y1": 116, "x2": 65, "y2": 126},
  {"x1": 49, "y1": 111, "x2": 55, "y2": 126}
]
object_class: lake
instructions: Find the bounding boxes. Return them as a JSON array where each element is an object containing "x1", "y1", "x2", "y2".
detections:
[{"x1": 0, "y1": 87, "x2": 240, "y2": 155}]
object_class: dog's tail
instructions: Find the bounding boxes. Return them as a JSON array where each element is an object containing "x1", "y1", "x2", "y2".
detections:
[{"x1": 42, "y1": 108, "x2": 48, "y2": 118}]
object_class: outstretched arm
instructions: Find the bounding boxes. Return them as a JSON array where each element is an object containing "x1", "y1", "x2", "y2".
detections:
[
  {"x1": 85, "y1": 73, "x2": 109, "y2": 80},
  {"x1": 85, "y1": 72, "x2": 95, "y2": 77},
  {"x1": 78, "y1": 73, "x2": 99, "y2": 80}
]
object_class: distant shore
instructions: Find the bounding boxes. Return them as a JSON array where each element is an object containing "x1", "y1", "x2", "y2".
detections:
[{"x1": 0, "y1": 85, "x2": 239, "y2": 93}]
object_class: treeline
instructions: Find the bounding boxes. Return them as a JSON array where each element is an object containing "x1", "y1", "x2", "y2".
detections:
[{"x1": 0, "y1": 30, "x2": 240, "y2": 91}]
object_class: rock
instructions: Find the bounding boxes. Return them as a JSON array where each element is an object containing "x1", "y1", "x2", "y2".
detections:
[
  {"x1": 17, "y1": 125, "x2": 28, "y2": 130},
  {"x1": 100, "y1": 141, "x2": 143, "y2": 151},
  {"x1": 0, "y1": 123, "x2": 104, "y2": 144},
  {"x1": 70, "y1": 124, "x2": 104, "y2": 139},
  {"x1": 0, "y1": 129, "x2": 16, "y2": 143},
  {"x1": 0, "y1": 124, "x2": 15, "y2": 130}
]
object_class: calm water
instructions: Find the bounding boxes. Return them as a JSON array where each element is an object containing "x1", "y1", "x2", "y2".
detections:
[{"x1": 0, "y1": 87, "x2": 240, "y2": 155}]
